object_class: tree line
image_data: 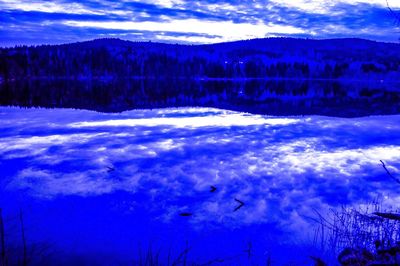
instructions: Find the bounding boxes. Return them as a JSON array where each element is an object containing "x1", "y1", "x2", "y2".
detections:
[{"x1": 0, "y1": 38, "x2": 399, "y2": 80}]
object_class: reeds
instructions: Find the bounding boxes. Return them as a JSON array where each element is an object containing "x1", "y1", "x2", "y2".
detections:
[
  {"x1": 0, "y1": 208, "x2": 6, "y2": 266},
  {"x1": 311, "y1": 203, "x2": 400, "y2": 264}
]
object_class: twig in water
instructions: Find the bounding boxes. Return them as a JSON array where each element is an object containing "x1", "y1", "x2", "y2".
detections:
[
  {"x1": 380, "y1": 160, "x2": 400, "y2": 184},
  {"x1": 234, "y1": 198, "x2": 245, "y2": 212},
  {"x1": 179, "y1": 212, "x2": 192, "y2": 217}
]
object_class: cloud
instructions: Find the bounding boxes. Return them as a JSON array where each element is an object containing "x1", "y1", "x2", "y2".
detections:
[
  {"x1": 69, "y1": 112, "x2": 298, "y2": 128},
  {"x1": 0, "y1": 0, "x2": 99, "y2": 14},
  {"x1": 0, "y1": 22, "x2": 221, "y2": 46},
  {"x1": 62, "y1": 19, "x2": 306, "y2": 43},
  {"x1": 0, "y1": 0, "x2": 398, "y2": 45},
  {"x1": 274, "y1": 0, "x2": 400, "y2": 13},
  {"x1": 1, "y1": 107, "x2": 400, "y2": 236},
  {"x1": 0, "y1": 9, "x2": 130, "y2": 23},
  {"x1": 1, "y1": 106, "x2": 400, "y2": 264}
]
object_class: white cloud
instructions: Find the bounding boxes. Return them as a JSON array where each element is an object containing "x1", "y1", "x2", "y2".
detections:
[
  {"x1": 269, "y1": 0, "x2": 336, "y2": 14},
  {"x1": 0, "y1": 0, "x2": 100, "y2": 14},
  {"x1": 350, "y1": 0, "x2": 400, "y2": 8},
  {"x1": 14, "y1": 168, "x2": 119, "y2": 196},
  {"x1": 204, "y1": 3, "x2": 238, "y2": 12},
  {"x1": 269, "y1": 0, "x2": 400, "y2": 14},
  {"x1": 63, "y1": 19, "x2": 305, "y2": 43},
  {"x1": 0, "y1": 0, "x2": 134, "y2": 16},
  {"x1": 69, "y1": 112, "x2": 298, "y2": 128},
  {"x1": 123, "y1": 0, "x2": 186, "y2": 8},
  {"x1": 2, "y1": 106, "x2": 400, "y2": 248},
  {"x1": 0, "y1": 133, "x2": 106, "y2": 158},
  {"x1": 155, "y1": 34, "x2": 221, "y2": 43},
  {"x1": 1, "y1": 0, "x2": 396, "y2": 43}
]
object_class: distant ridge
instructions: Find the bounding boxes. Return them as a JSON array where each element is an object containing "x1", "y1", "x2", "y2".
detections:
[{"x1": 4, "y1": 37, "x2": 397, "y2": 49}]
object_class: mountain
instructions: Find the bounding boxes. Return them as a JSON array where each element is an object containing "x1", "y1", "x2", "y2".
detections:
[{"x1": 1, "y1": 37, "x2": 400, "y2": 81}]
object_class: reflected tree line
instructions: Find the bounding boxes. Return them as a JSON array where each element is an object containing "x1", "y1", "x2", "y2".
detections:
[{"x1": 1, "y1": 79, "x2": 400, "y2": 117}]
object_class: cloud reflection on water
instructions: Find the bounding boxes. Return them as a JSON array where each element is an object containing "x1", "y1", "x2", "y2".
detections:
[{"x1": 1, "y1": 106, "x2": 400, "y2": 244}]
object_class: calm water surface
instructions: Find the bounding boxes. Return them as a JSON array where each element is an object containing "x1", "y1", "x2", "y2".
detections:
[{"x1": 1, "y1": 80, "x2": 400, "y2": 265}]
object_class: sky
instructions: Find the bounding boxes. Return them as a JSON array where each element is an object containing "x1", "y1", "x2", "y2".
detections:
[{"x1": 0, "y1": 0, "x2": 399, "y2": 46}]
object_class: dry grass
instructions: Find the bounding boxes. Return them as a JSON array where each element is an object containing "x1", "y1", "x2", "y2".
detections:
[{"x1": 310, "y1": 202, "x2": 400, "y2": 264}]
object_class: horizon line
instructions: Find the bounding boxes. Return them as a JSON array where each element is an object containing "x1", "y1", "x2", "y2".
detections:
[{"x1": 2, "y1": 36, "x2": 399, "y2": 49}]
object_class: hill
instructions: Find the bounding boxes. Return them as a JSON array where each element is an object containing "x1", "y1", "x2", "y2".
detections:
[{"x1": 1, "y1": 37, "x2": 399, "y2": 80}]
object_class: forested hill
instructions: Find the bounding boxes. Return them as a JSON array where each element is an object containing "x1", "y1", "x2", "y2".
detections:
[{"x1": 1, "y1": 37, "x2": 400, "y2": 80}]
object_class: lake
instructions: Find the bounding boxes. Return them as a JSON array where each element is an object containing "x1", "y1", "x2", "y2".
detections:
[{"x1": 0, "y1": 80, "x2": 400, "y2": 265}]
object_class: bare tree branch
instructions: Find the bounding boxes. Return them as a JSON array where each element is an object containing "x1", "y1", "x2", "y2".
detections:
[
  {"x1": 380, "y1": 160, "x2": 400, "y2": 184},
  {"x1": 386, "y1": 0, "x2": 400, "y2": 24}
]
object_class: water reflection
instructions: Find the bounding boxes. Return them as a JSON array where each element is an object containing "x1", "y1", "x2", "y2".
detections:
[
  {"x1": 1, "y1": 79, "x2": 400, "y2": 117},
  {"x1": 1, "y1": 107, "x2": 400, "y2": 264}
]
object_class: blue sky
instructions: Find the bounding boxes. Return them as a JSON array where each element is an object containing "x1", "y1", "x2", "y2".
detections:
[{"x1": 0, "y1": 0, "x2": 399, "y2": 46}]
